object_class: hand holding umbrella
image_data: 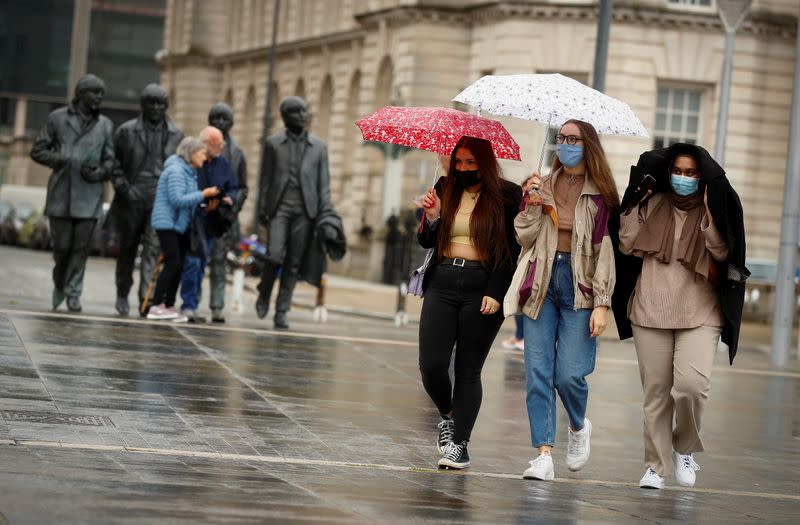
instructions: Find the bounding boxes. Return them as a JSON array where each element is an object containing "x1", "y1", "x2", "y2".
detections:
[{"x1": 421, "y1": 187, "x2": 441, "y2": 222}]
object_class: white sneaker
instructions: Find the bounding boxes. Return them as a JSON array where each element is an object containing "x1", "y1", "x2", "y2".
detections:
[
  {"x1": 147, "y1": 304, "x2": 178, "y2": 320},
  {"x1": 501, "y1": 337, "x2": 521, "y2": 349},
  {"x1": 522, "y1": 453, "x2": 554, "y2": 480},
  {"x1": 639, "y1": 467, "x2": 665, "y2": 489},
  {"x1": 673, "y1": 450, "x2": 700, "y2": 487},
  {"x1": 565, "y1": 418, "x2": 592, "y2": 471}
]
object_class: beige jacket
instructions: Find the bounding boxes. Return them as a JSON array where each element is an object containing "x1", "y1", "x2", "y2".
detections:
[{"x1": 503, "y1": 170, "x2": 616, "y2": 319}]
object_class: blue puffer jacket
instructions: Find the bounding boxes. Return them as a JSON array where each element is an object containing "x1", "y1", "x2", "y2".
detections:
[{"x1": 150, "y1": 155, "x2": 205, "y2": 233}]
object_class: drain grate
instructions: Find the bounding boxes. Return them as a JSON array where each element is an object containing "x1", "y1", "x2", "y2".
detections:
[{"x1": 1, "y1": 410, "x2": 115, "y2": 427}]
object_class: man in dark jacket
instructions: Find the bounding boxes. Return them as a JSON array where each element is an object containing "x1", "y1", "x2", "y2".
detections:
[
  {"x1": 610, "y1": 143, "x2": 748, "y2": 364},
  {"x1": 109, "y1": 84, "x2": 184, "y2": 316},
  {"x1": 30, "y1": 74, "x2": 115, "y2": 312},
  {"x1": 178, "y1": 125, "x2": 237, "y2": 322},
  {"x1": 256, "y1": 96, "x2": 332, "y2": 329},
  {"x1": 207, "y1": 103, "x2": 248, "y2": 323}
]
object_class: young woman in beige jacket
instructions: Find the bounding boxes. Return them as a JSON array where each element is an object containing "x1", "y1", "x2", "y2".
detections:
[{"x1": 504, "y1": 120, "x2": 619, "y2": 481}]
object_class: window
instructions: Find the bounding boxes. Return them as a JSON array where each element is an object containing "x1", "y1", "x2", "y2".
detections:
[
  {"x1": 653, "y1": 87, "x2": 702, "y2": 149},
  {"x1": 667, "y1": 0, "x2": 713, "y2": 6},
  {"x1": 0, "y1": 97, "x2": 16, "y2": 136}
]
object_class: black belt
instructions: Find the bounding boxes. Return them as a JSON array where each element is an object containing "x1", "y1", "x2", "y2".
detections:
[{"x1": 441, "y1": 257, "x2": 484, "y2": 268}]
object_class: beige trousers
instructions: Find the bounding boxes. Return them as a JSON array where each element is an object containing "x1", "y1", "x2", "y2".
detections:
[{"x1": 631, "y1": 324, "x2": 721, "y2": 476}]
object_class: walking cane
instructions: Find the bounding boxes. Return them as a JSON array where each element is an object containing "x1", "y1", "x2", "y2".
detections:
[{"x1": 140, "y1": 254, "x2": 165, "y2": 316}]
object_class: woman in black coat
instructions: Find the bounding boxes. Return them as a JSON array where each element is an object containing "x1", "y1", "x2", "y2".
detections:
[
  {"x1": 610, "y1": 143, "x2": 748, "y2": 489},
  {"x1": 611, "y1": 143, "x2": 749, "y2": 364}
]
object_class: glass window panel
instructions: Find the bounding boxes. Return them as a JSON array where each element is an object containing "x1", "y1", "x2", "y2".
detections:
[
  {"x1": 686, "y1": 116, "x2": 699, "y2": 133},
  {"x1": 655, "y1": 112, "x2": 667, "y2": 130},
  {"x1": 671, "y1": 113, "x2": 682, "y2": 131},
  {"x1": 657, "y1": 89, "x2": 669, "y2": 109},
  {"x1": 672, "y1": 91, "x2": 685, "y2": 109},
  {"x1": 688, "y1": 92, "x2": 701, "y2": 112}
]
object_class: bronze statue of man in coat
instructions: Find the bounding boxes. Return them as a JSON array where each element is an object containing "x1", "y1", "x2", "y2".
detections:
[
  {"x1": 30, "y1": 74, "x2": 115, "y2": 313},
  {"x1": 109, "y1": 84, "x2": 183, "y2": 316}
]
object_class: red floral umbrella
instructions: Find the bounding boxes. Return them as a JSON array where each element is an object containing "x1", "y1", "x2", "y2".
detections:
[{"x1": 356, "y1": 106, "x2": 521, "y2": 161}]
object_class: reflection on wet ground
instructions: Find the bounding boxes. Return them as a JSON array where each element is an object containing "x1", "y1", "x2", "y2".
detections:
[{"x1": 0, "y1": 312, "x2": 798, "y2": 523}]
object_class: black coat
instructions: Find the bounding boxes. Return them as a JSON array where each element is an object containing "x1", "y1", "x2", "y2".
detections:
[
  {"x1": 30, "y1": 105, "x2": 115, "y2": 219},
  {"x1": 299, "y1": 207, "x2": 347, "y2": 288},
  {"x1": 610, "y1": 143, "x2": 749, "y2": 364},
  {"x1": 258, "y1": 130, "x2": 331, "y2": 222},
  {"x1": 417, "y1": 177, "x2": 522, "y2": 303}
]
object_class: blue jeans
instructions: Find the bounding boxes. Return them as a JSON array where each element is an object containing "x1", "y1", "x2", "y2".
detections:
[
  {"x1": 180, "y1": 237, "x2": 214, "y2": 311},
  {"x1": 523, "y1": 252, "x2": 596, "y2": 448}
]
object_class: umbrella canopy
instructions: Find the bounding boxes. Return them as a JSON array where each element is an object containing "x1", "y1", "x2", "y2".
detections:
[
  {"x1": 355, "y1": 106, "x2": 522, "y2": 161},
  {"x1": 452, "y1": 73, "x2": 649, "y2": 137}
]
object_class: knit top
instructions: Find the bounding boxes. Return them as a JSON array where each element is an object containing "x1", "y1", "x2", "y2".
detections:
[{"x1": 619, "y1": 200, "x2": 729, "y2": 329}]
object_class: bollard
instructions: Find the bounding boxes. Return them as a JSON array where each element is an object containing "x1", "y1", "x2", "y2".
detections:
[
  {"x1": 395, "y1": 282, "x2": 409, "y2": 327},
  {"x1": 313, "y1": 275, "x2": 328, "y2": 323}
]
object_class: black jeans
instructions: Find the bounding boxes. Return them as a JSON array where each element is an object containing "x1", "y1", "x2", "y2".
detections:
[
  {"x1": 418, "y1": 261, "x2": 505, "y2": 443},
  {"x1": 152, "y1": 229, "x2": 190, "y2": 308}
]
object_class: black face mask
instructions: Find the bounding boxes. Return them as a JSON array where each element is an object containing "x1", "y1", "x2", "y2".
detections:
[{"x1": 453, "y1": 169, "x2": 480, "y2": 189}]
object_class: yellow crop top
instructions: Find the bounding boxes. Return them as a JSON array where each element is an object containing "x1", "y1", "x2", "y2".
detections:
[{"x1": 450, "y1": 191, "x2": 478, "y2": 245}]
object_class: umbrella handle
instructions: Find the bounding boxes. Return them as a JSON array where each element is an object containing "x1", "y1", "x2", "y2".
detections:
[
  {"x1": 535, "y1": 113, "x2": 554, "y2": 179},
  {"x1": 432, "y1": 161, "x2": 440, "y2": 189}
]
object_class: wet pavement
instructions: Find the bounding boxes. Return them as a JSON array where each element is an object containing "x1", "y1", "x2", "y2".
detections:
[{"x1": 0, "y1": 246, "x2": 798, "y2": 523}]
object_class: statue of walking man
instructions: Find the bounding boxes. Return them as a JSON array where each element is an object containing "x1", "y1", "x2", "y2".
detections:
[
  {"x1": 30, "y1": 74, "x2": 115, "y2": 312},
  {"x1": 109, "y1": 84, "x2": 183, "y2": 316},
  {"x1": 256, "y1": 96, "x2": 332, "y2": 329}
]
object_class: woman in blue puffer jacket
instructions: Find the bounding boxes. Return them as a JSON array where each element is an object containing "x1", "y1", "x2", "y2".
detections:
[{"x1": 148, "y1": 136, "x2": 219, "y2": 321}]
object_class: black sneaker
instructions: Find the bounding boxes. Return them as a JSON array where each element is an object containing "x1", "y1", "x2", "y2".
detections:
[
  {"x1": 436, "y1": 417, "x2": 455, "y2": 454},
  {"x1": 438, "y1": 441, "x2": 470, "y2": 469}
]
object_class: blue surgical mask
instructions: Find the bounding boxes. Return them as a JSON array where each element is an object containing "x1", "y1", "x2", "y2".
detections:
[
  {"x1": 556, "y1": 144, "x2": 584, "y2": 168},
  {"x1": 671, "y1": 175, "x2": 699, "y2": 196}
]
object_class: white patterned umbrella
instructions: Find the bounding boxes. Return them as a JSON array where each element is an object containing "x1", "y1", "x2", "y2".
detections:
[{"x1": 452, "y1": 73, "x2": 649, "y2": 137}]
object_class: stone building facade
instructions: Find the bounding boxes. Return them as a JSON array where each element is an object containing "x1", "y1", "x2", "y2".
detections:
[{"x1": 158, "y1": 0, "x2": 797, "y2": 280}]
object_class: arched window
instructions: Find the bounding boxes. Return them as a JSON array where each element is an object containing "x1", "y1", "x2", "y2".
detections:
[
  {"x1": 375, "y1": 56, "x2": 394, "y2": 108},
  {"x1": 244, "y1": 85, "x2": 257, "y2": 153},
  {"x1": 315, "y1": 74, "x2": 334, "y2": 142},
  {"x1": 294, "y1": 78, "x2": 306, "y2": 101},
  {"x1": 339, "y1": 70, "x2": 361, "y2": 197},
  {"x1": 266, "y1": 82, "x2": 280, "y2": 134}
]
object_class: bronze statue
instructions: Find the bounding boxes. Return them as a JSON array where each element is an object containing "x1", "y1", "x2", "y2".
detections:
[
  {"x1": 30, "y1": 74, "x2": 115, "y2": 312},
  {"x1": 109, "y1": 84, "x2": 183, "y2": 316},
  {"x1": 207, "y1": 102, "x2": 248, "y2": 322},
  {"x1": 255, "y1": 96, "x2": 333, "y2": 329}
]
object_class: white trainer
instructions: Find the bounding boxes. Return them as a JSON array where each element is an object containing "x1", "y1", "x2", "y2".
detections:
[
  {"x1": 565, "y1": 418, "x2": 592, "y2": 471},
  {"x1": 639, "y1": 467, "x2": 665, "y2": 489},
  {"x1": 522, "y1": 453, "x2": 554, "y2": 481},
  {"x1": 673, "y1": 450, "x2": 700, "y2": 487}
]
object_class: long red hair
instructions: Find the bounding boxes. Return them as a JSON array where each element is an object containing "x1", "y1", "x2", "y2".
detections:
[
  {"x1": 551, "y1": 119, "x2": 620, "y2": 211},
  {"x1": 435, "y1": 137, "x2": 510, "y2": 269}
]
